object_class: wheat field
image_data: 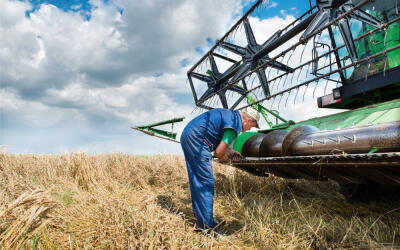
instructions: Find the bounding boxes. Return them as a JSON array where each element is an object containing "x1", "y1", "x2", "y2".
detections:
[{"x1": 1, "y1": 152, "x2": 400, "y2": 249}]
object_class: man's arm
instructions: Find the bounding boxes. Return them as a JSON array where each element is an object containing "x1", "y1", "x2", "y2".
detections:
[
  {"x1": 215, "y1": 141, "x2": 230, "y2": 162},
  {"x1": 215, "y1": 129, "x2": 243, "y2": 163}
]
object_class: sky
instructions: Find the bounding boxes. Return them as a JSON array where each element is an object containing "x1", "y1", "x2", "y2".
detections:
[{"x1": 0, "y1": 0, "x2": 334, "y2": 155}]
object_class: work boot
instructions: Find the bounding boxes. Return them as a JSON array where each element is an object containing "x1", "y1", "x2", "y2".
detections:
[
  {"x1": 201, "y1": 228, "x2": 224, "y2": 239},
  {"x1": 210, "y1": 229, "x2": 225, "y2": 239}
]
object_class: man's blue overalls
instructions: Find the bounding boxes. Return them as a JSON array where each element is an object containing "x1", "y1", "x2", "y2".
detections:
[{"x1": 180, "y1": 109, "x2": 242, "y2": 229}]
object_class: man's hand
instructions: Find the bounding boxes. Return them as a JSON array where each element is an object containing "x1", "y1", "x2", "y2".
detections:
[
  {"x1": 215, "y1": 141, "x2": 243, "y2": 163},
  {"x1": 226, "y1": 148, "x2": 243, "y2": 162}
]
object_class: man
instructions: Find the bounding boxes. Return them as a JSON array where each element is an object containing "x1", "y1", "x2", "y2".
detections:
[{"x1": 180, "y1": 107, "x2": 260, "y2": 233}]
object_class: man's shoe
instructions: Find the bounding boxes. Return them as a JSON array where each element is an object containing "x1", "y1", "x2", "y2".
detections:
[
  {"x1": 210, "y1": 229, "x2": 224, "y2": 240},
  {"x1": 197, "y1": 228, "x2": 224, "y2": 239}
]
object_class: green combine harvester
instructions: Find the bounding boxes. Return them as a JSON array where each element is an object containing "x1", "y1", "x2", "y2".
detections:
[{"x1": 186, "y1": 0, "x2": 400, "y2": 200}]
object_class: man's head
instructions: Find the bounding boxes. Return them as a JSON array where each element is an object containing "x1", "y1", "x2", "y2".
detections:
[{"x1": 240, "y1": 107, "x2": 260, "y2": 132}]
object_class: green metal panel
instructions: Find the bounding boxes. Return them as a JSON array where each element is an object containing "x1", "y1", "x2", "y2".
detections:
[
  {"x1": 137, "y1": 117, "x2": 185, "y2": 129},
  {"x1": 145, "y1": 127, "x2": 177, "y2": 140},
  {"x1": 387, "y1": 22, "x2": 400, "y2": 68},
  {"x1": 233, "y1": 131, "x2": 258, "y2": 153}
]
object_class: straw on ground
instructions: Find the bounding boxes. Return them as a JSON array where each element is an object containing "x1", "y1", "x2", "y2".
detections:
[{"x1": 1, "y1": 153, "x2": 399, "y2": 248}]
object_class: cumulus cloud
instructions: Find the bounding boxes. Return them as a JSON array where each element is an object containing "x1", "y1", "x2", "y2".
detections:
[{"x1": 0, "y1": 0, "x2": 248, "y2": 153}]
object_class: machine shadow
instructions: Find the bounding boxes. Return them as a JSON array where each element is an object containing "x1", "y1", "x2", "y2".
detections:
[{"x1": 214, "y1": 170, "x2": 400, "y2": 233}]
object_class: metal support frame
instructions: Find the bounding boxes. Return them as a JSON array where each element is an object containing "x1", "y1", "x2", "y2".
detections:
[
  {"x1": 187, "y1": 0, "x2": 318, "y2": 110},
  {"x1": 245, "y1": 94, "x2": 294, "y2": 128},
  {"x1": 131, "y1": 117, "x2": 185, "y2": 143}
]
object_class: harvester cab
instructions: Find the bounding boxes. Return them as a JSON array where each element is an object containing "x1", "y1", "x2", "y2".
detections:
[
  {"x1": 187, "y1": 0, "x2": 400, "y2": 200},
  {"x1": 317, "y1": 0, "x2": 400, "y2": 109}
]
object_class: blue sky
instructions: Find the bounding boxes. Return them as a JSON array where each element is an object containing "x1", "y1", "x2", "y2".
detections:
[
  {"x1": 23, "y1": 0, "x2": 315, "y2": 20},
  {"x1": 27, "y1": 0, "x2": 92, "y2": 10},
  {"x1": 25, "y1": 0, "x2": 93, "y2": 18},
  {"x1": 1, "y1": 0, "x2": 331, "y2": 154},
  {"x1": 243, "y1": 0, "x2": 316, "y2": 18}
]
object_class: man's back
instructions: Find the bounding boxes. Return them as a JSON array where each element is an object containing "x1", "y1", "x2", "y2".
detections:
[{"x1": 183, "y1": 108, "x2": 242, "y2": 152}]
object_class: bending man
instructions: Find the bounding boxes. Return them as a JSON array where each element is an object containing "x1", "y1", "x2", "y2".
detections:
[{"x1": 180, "y1": 107, "x2": 260, "y2": 232}]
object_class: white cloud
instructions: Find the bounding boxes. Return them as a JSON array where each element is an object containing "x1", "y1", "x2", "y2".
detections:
[
  {"x1": 268, "y1": 1, "x2": 278, "y2": 8},
  {"x1": 1, "y1": 0, "x2": 248, "y2": 153},
  {"x1": 0, "y1": 0, "x2": 32, "y2": 26},
  {"x1": 1, "y1": 0, "x2": 242, "y2": 93}
]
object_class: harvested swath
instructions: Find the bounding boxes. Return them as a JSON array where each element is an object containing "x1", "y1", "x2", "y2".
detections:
[
  {"x1": 0, "y1": 189, "x2": 57, "y2": 249},
  {"x1": 0, "y1": 153, "x2": 400, "y2": 248}
]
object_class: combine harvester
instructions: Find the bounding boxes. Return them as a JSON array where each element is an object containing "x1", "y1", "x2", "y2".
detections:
[{"x1": 187, "y1": 0, "x2": 400, "y2": 200}]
